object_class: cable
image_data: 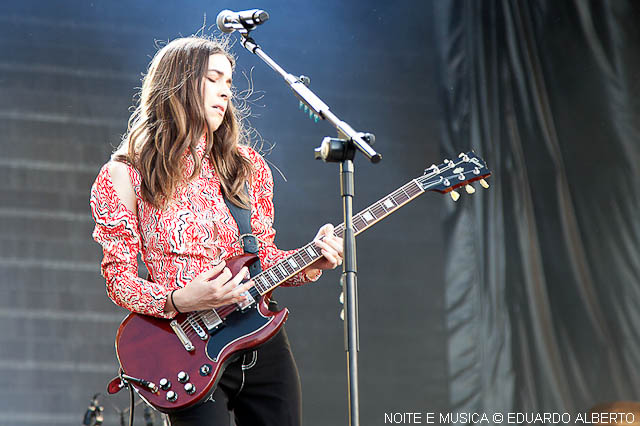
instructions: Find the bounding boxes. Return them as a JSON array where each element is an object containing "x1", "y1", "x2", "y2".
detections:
[{"x1": 129, "y1": 385, "x2": 135, "y2": 426}]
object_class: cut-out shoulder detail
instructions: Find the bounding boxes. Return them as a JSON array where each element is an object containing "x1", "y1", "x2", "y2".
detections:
[{"x1": 107, "y1": 161, "x2": 137, "y2": 214}]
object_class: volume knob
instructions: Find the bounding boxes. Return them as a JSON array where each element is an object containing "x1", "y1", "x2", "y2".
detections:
[
  {"x1": 159, "y1": 378, "x2": 171, "y2": 390},
  {"x1": 184, "y1": 383, "x2": 196, "y2": 395},
  {"x1": 177, "y1": 371, "x2": 189, "y2": 383},
  {"x1": 166, "y1": 391, "x2": 178, "y2": 402}
]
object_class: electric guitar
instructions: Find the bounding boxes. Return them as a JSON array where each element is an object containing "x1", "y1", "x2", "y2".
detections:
[{"x1": 110, "y1": 151, "x2": 491, "y2": 413}]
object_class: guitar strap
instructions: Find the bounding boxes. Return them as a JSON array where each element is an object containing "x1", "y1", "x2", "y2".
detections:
[{"x1": 222, "y1": 184, "x2": 263, "y2": 278}]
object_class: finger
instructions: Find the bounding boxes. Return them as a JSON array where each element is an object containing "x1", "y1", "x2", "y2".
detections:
[
  {"x1": 322, "y1": 251, "x2": 339, "y2": 267},
  {"x1": 210, "y1": 267, "x2": 233, "y2": 284},
  {"x1": 235, "y1": 280, "x2": 254, "y2": 297},
  {"x1": 222, "y1": 267, "x2": 249, "y2": 290},
  {"x1": 198, "y1": 261, "x2": 226, "y2": 280},
  {"x1": 227, "y1": 280, "x2": 254, "y2": 304},
  {"x1": 320, "y1": 237, "x2": 343, "y2": 255},
  {"x1": 315, "y1": 223, "x2": 334, "y2": 240},
  {"x1": 315, "y1": 240, "x2": 341, "y2": 259},
  {"x1": 316, "y1": 245, "x2": 339, "y2": 266}
]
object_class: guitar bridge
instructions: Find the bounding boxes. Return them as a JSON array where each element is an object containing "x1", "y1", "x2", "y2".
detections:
[{"x1": 170, "y1": 320, "x2": 195, "y2": 352}]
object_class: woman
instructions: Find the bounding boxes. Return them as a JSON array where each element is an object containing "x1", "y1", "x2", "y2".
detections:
[{"x1": 90, "y1": 36, "x2": 343, "y2": 426}]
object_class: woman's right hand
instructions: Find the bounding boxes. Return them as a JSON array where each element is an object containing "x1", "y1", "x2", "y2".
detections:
[{"x1": 166, "y1": 261, "x2": 254, "y2": 313}]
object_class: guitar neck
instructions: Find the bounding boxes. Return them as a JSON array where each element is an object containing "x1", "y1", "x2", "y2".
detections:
[
  {"x1": 333, "y1": 179, "x2": 425, "y2": 239},
  {"x1": 251, "y1": 179, "x2": 425, "y2": 296}
]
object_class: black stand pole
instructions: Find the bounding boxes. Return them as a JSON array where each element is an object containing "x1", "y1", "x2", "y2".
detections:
[
  {"x1": 341, "y1": 157, "x2": 359, "y2": 426},
  {"x1": 234, "y1": 27, "x2": 382, "y2": 426}
]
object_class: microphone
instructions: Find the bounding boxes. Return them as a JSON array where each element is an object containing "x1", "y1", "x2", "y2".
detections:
[{"x1": 216, "y1": 9, "x2": 269, "y2": 34}]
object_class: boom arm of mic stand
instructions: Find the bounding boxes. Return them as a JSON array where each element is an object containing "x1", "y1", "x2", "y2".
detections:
[{"x1": 240, "y1": 35, "x2": 382, "y2": 163}]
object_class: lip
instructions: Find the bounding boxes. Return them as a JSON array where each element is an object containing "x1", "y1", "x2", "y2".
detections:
[{"x1": 212, "y1": 105, "x2": 225, "y2": 116}]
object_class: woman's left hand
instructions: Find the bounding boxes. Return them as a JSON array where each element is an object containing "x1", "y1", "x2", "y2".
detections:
[{"x1": 304, "y1": 224, "x2": 343, "y2": 278}]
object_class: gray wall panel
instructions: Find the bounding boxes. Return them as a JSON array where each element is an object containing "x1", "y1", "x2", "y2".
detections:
[{"x1": 0, "y1": 1, "x2": 448, "y2": 424}]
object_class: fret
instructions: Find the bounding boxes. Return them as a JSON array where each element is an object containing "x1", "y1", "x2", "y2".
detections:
[
  {"x1": 276, "y1": 263, "x2": 288, "y2": 277},
  {"x1": 287, "y1": 258, "x2": 299, "y2": 269},
  {"x1": 255, "y1": 275, "x2": 268, "y2": 292},
  {"x1": 294, "y1": 251, "x2": 309, "y2": 268},
  {"x1": 362, "y1": 211, "x2": 374, "y2": 222},
  {"x1": 268, "y1": 270, "x2": 278, "y2": 282},
  {"x1": 305, "y1": 245, "x2": 318, "y2": 258},
  {"x1": 372, "y1": 204, "x2": 385, "y2": 217},
  {"x1": 384, "y1": 198, "x2": 395, "y2": 209},
  {"x1": 389, "y1": 192, "x2": 402, "y2": 204}
]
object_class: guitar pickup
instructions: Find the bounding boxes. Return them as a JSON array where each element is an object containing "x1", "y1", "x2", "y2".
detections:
[
  {"x1": 236, "y1": 290, "x2": 255, "y2": 311},
  {"x1": 201, "y1": 310, "x2": 223, "y2": 331}
]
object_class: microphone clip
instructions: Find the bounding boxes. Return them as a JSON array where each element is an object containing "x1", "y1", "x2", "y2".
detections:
[{"x1": 217, "y1": 9, "x2": 269, "y2": 35}]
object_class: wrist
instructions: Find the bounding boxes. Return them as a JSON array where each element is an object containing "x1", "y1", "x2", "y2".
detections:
[
  {"x1": 168, "y1": 288, "x2": 184, "y2": 314},
  {"x1": 305, "y1": 268, "x2": 322, "y2": 282}
]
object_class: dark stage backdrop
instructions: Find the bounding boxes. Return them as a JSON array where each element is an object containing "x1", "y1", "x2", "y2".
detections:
[
  {"x1": 435, "y1": 0, "x2": 640, "y2": 418},
  {"x1": 0, "y1": 1, "x2": 448, "y2": 425}
]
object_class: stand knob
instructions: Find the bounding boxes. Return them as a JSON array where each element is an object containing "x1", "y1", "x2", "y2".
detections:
[
  {"x1": 177, "y1": 371, "x2": 189, "y2": 383},
  {"x1": 166, "y1": 391, "x2": 178, "y2": 402},
  {"x1": 184, "y1": 383, "x2": 196, "y2": 395},
  {"x1": 159, "y1": 378, "x2": 171, "y2": 390}
]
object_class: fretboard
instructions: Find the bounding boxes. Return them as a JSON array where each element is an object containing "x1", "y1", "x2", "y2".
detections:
[{"x1": 251, "y1": 179, "x2": 425, "y2": 296}]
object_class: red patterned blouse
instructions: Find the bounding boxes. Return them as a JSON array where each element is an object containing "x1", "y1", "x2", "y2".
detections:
[{"x1": 90, "y1": 139, "x2": 316, "y2": 319}]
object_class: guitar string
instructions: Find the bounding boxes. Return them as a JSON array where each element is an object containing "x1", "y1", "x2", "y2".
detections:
[
  {"x1": 176, "y1": 155, "x2": 485, "y2": 333},
  {"x1": 176, "y1": 160, "x2": 476, "y2": 334}
]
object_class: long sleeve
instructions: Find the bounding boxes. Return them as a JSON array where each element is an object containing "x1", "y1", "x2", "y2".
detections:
[
  {"x1": 246, "y1": 148, "x2": 320, "y2": 286},
  {"x1": 90, "y1": 164, "x2": 176, "y2": 318}
]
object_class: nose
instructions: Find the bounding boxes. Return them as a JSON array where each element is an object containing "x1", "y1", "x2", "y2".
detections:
[{"x1": 220, "y1": 85, "x2": 232, "y2": 101}]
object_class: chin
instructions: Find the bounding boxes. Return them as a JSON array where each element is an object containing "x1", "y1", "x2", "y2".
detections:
[{"x1": 207, "y1": 117, "x2": 224, "y2": 132}]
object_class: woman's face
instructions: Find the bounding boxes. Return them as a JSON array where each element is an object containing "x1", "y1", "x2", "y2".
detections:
[{"x1": 202, "y1": 53, "x2": 233, "y2": 132}]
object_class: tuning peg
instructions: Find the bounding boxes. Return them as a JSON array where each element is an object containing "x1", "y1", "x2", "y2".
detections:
[
  {"x1": 339, "y1": 292, "x2": 344, "y2": 304},
  {"x1": 340, "y1": 309, "x2": 344, "y2": 321},
  {"x1": 465, "y1": 184, "x2": 475, "y2": 194},
  {"x1": 450, "y1": 190, "x2": 460, "y2": 201},
  {"x1": 479, "y1": 179, "x2": 489, "y2": 189}
]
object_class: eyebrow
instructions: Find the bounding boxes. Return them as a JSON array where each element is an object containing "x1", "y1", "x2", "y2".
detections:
[{"x1": 207, "y1": 69, "x2": 232, "y2": 84}]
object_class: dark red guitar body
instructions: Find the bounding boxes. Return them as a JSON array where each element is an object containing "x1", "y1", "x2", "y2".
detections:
[{"x1": 114, "y1": 254, "x2": 288, "y2": 413}]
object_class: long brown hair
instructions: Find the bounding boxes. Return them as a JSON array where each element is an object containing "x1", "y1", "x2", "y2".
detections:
[{"x1": 115, "y1": 36, "x2": 253, "y2": 209}]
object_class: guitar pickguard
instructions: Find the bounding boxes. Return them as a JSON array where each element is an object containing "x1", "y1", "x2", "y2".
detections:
[{"x1": 205, "y1": 304, "x2": 271, "y2": 362}]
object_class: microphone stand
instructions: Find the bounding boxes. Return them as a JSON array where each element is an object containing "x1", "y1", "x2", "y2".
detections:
[{"x1": 233, "y1": 26, "x2": 382, "y2": 426}]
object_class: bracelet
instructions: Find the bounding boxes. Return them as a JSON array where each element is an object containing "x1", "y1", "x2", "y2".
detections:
[{"x1": 170, "y1": 290, "x2": 182, "y2": 314}]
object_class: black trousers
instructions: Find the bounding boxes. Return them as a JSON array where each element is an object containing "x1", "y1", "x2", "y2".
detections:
[{"x1": 168, "y1": 328, "x2": 302, "y2": 426}]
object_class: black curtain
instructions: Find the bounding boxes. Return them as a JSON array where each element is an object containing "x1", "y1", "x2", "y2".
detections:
[{"x1": 433, "y1": 0, "x2": 640, "y2": 415}]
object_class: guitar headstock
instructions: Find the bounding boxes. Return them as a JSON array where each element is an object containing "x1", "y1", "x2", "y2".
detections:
[{"x1": 418, "y1": 151, "x2": 491, "y2": 201}]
